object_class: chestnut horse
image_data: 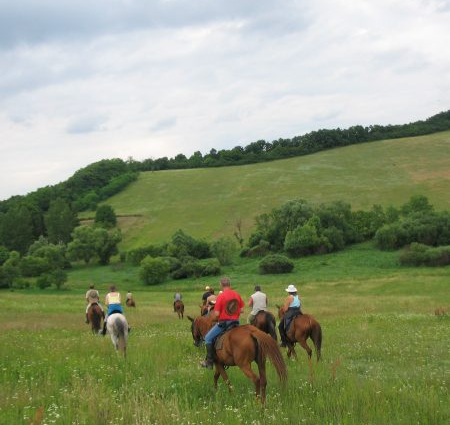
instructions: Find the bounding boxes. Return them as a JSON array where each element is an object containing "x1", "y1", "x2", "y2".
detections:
[
  {"x1": 187, "y1": 315, "x2": 287, "y2": 404},
  {"x1": 126, "y1": 298, "x2": 136, "y2": 307},
  {"x1": 277, "y1": 306, "x2": 322, "y2": 361},
  {"x1": 252, "y1": 310, "x2": 277, "y2": 341},
  {"x1": 87, "y1": 303, "x2": 104, "y2": 334},
  {"x1": 174, "y1": 300, "x2": 184, "y2": 319}
]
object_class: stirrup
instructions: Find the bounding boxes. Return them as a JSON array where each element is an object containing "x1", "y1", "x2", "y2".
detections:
[{"x1": 200, "y1": 360, "x2": 214, "y2": 369}]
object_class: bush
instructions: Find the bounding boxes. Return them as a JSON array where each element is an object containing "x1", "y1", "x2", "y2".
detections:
[
  {"x1": 20, "y1": 256, "x2": 51, "y2": 277},
  {"x1": 400, "y1": 243, "x2": 450, "y2": 266},
  {"x1": 211, "y1": 237, "x2": 236, "y2": 265},
  {"x1": 284, "y1": 223, "x2": 326, "y2": 257},
  {"x1": 168, "y1": 230, "x2": 211, "y2": 259},
  {"x1": 36, "y1": 269, "x2": 67, "y2": 290},
  {"x1": 127, "y1": 244, "x2": 168, "y2": 265},
  {"x1": 139, "y1": 256, "x2": 170, "y2": 285},
  {"x1": 94, "y1": 205, "x2": 117, "y2": 228},
  {"x1": 36, "y1": 274, "x2": 52, "y2": 289},
  {"x1": 0, "y1": 245, "x2": 9, "y2": 266},
  {"x1": 241, "y1": 240, "x2": 271, "y2": 258},
  {"x1": 259, "y1": 254, "x2": 294, "y2": 274},
  {"x1": 171, "y1": 258, "x2": 221, "y2": 279}
]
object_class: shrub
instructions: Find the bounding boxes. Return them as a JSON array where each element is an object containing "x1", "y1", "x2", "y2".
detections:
[
  {"x1": 94, "y1": 205, "x2": 117, "y2": 228},
  {"x1": 171, "y1": 258, "x2": 221, "y2": 279},
  {"x1": 126, "y1": 245, "x2": 167, "y2": 265},
  {"x1": 139, "y1": 256, "x2": 170, "y2": 285},
  {"x1": 36, "y1": 269, "x2": 67, "y2": 290},
  {"x1": 20, "y1": 256, "x2": 51, "y2": 277},
  {"x1": 259, "y1": 254, "x2": 294, "y2": 274},
  {"x1": 0, "y1": 245, "x2": 9, "y2": 266},
  {"x1": 211, "y1": 237, "x2": 236, "y2": 265},
  {"x1": 241, "y1": 240, "x2": 271, "y2": 258},
  {"x1": 36, "y1": 274, "x2": 52, "y2": 289},
  {"x1": 284, "y1": 223, "x2": 325, "y2": 257},
  {"x1": 400, "y1": 243, "x2": 450, "y2": 266},
  {"x1": 168, "y1": 230, "x2": 211, "y2": 259}
]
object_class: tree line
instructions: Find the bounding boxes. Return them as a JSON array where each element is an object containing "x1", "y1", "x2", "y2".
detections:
[{"x1": 127, "y1": 110, "x2": 450, "y2": 171}]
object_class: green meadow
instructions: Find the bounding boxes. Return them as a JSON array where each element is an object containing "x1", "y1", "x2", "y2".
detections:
[
  {"x1": 1, "y1": 243, "x2": 449, "y2": 425},
  {"x1": 85, "y1": 131, "x2": 450, "y2": 248}
]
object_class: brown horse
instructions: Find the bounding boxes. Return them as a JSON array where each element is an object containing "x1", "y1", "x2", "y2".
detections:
[
  {"x1": 252, "y1": 310, "x2": 277, "y2": 341},
  {"x1": 174, "y1": 300, "x2": 184, "y2": 319},
  {"x1": 87, "y1": 303, "x2": 104, "y2": 334},
  {"x1": 187, "y1": 315, "x2": 287, "y2": 404},
  {"x1": 277, "y1": 306, "x2": 322, "y2": 361},
  {"x1": 126, "y1": 298, "x2": 136, "y2": 307}
]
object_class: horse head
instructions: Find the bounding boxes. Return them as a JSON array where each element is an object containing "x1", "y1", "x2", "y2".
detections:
[
  {"x1": 276, "y1": 304, "x2": 285, "y2": 320},
  {"x1": 187, "y1": 316, "x2": 203, "y2": 347}
]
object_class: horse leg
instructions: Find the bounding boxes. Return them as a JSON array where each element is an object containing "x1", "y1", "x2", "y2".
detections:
[
  {"x1": 239, "y1": 364, "x2": 261, "y2": 401},
  {"x1": 287, "y1": 342, "x2": 297, "y2": 360},
  {"x1": 213, "y1": 367, "x2": 220, "y2": 389},
  {"x1": 298, "y1": 337, "x2": 312, "y2": 360},
  {"x1": 216, "y1": 364, "x2": 233, "y2": 391},
  {"x1": 256, "y1": 358, "x2": 267, "y2": 405}
]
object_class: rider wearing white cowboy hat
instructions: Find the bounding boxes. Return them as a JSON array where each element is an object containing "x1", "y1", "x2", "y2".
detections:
[{"x1": 278, "y1": 284, "x2": 302, "y2": 347}]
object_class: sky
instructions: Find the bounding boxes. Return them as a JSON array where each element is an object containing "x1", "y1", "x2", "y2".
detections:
[{"x1": 1, "y1": 0, "x2": 449, "y2": 200}]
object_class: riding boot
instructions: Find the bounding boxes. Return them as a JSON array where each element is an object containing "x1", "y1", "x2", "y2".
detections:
[
  {"x1": 85, "y1": 313, "x2": 89, "y2": 324},
  {"x1": 278, "y1": 322, "x2": 287, "y2": 347},
  {"x1": 101, "y1": 321, "x2": 107, "y2": 336},
  {"x1": 200, "y1": 344, "x2": 215, "y2": 369}
]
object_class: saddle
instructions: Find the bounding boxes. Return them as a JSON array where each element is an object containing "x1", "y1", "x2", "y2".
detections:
[
  {"x1": 214, "y1": 323, "x2": 240, "y2": 350},
  {"x1": 285, "y1": 310, "x2": 302, "y2": 334},
  {"x1": 109, "y1": 309, "x2": 123, "y2": 316}
]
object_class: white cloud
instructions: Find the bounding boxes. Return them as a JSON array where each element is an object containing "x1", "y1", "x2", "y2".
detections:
[{"x1": 0, "y1": 0, "x2": 449, "y2": 199}]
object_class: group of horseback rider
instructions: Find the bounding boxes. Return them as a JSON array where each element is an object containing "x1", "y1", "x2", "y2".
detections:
[
  {"x1": 85, "y1": 285, "x2": 133, "y2": 335},
  {"x1": 199, "y1": 277, "x2": 302, "y2": 369}
]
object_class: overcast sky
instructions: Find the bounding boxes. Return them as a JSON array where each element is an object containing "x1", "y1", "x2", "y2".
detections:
[{"x1": 1, "y1": 0, "x2": 449, "y2": 200}]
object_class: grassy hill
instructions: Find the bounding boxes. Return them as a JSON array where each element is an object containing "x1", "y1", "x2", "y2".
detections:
[{"x1": 92, "y1": 131, "x2": 450, "y2": 248}]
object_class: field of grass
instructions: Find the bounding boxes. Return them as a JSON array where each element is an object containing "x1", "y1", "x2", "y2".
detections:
[
  {"x1": 1, "y1": 243, "x2": 449, "y2": 425},
  {"x1": 81, "y1": 131, "x2": 450, "y2": 248}
]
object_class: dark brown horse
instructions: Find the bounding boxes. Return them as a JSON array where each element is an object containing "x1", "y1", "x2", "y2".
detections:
[
  {"x1": 187, "y1": 315, "x2": 287, "y2": 404},
  {"x1": 87, "y1": 303, "x2": 104, "y2": 334},
  {"x1": 277, "y1": 306, "x2": 322, "y2": 361},
  {"x1": 252, "y1": 310, "x2": 277, "y2": 341},
  {"x1": 126, "y1": 298, "x2": 136, "y2": 307},
  {"x1": 174, "y1": 300, "x2": 184, "y2": 319}
]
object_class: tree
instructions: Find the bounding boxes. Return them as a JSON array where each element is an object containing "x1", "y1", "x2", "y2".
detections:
[
  {"x1": 211, "y1": 237, "x2": 237, "y2": 265},
  {"x1": 67, "y1": 226, "x2": 121, "y2": 265},
  {"x1": 67, "y1": 226, "x2": 97, "y2": 264},
  {"x1": 0, "y1": 204, "x2": 34, "y2": 254},
  {"x1": 139, "y1": 256, "x2": 170, "y2": 285},
  {"x1": 44, "y1": 198, "x2": 78, "y2": 244},
  {"x1": 94, "y1": 228, "x2": 122, "y2": 265},
  {"x1": 94, "y1": 205, "x2": 117, "y2": 228}
]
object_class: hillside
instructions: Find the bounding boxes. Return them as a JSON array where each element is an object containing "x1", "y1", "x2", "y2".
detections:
[{"x1": 95, "y1": 131, "x2": 450, "y2": 248}]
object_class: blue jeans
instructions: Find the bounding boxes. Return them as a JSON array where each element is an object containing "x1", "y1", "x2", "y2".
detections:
[
  {"x1": 107, "y1": 304, "x2": 123, "y2": 316},
  {"x1": 204, "y1": 320, "x2": 239, "y2": 345}
]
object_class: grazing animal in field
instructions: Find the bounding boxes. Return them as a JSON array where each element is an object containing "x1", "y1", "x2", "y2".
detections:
[
  {"x1": 87, "y1": 303, "x2": 104, "y2": 335},
  {"x1": 252, "y1": 310, "x2": 277, "y2": 341},
  {"x1": 277, "y1": 305, "x2": 322, "y2": 361},
  {"x1": 106, "y1": 313, "x2": 129, "y2": 357},
  {"x1": 188, "y1": 316, "x2": 287, "y2": 404},
  {"x1": 174, "y1": 300, "x2": 184, "y2": 319}
]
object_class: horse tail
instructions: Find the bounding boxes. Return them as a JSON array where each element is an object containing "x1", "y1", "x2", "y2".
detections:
[
  {"x1": 250, "y1": 328, "x2": 287, "y2": 384},
  {"x1": 310, "y1": 319, "x2": 322, "y2": 361},
  {"x1": 116, "y1": 317, "x2": 127, "y2": 357},
  {"x1": 267, "y1": 313, "x2": 277, "y2": 341}
]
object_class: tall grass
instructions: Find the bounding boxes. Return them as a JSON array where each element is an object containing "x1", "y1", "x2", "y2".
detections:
[{"x1": 1, "y1": 244, "x2": 449, "y2": 424}]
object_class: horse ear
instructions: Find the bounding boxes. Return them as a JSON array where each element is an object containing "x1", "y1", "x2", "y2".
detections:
[{"x1": 187, "y1": 316, "x2": 194, "y2": 322}]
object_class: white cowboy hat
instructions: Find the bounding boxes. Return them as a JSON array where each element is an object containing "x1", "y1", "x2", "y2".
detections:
[{"x1": 285, "y1": 284, "x2": 298, "y2": 293}]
